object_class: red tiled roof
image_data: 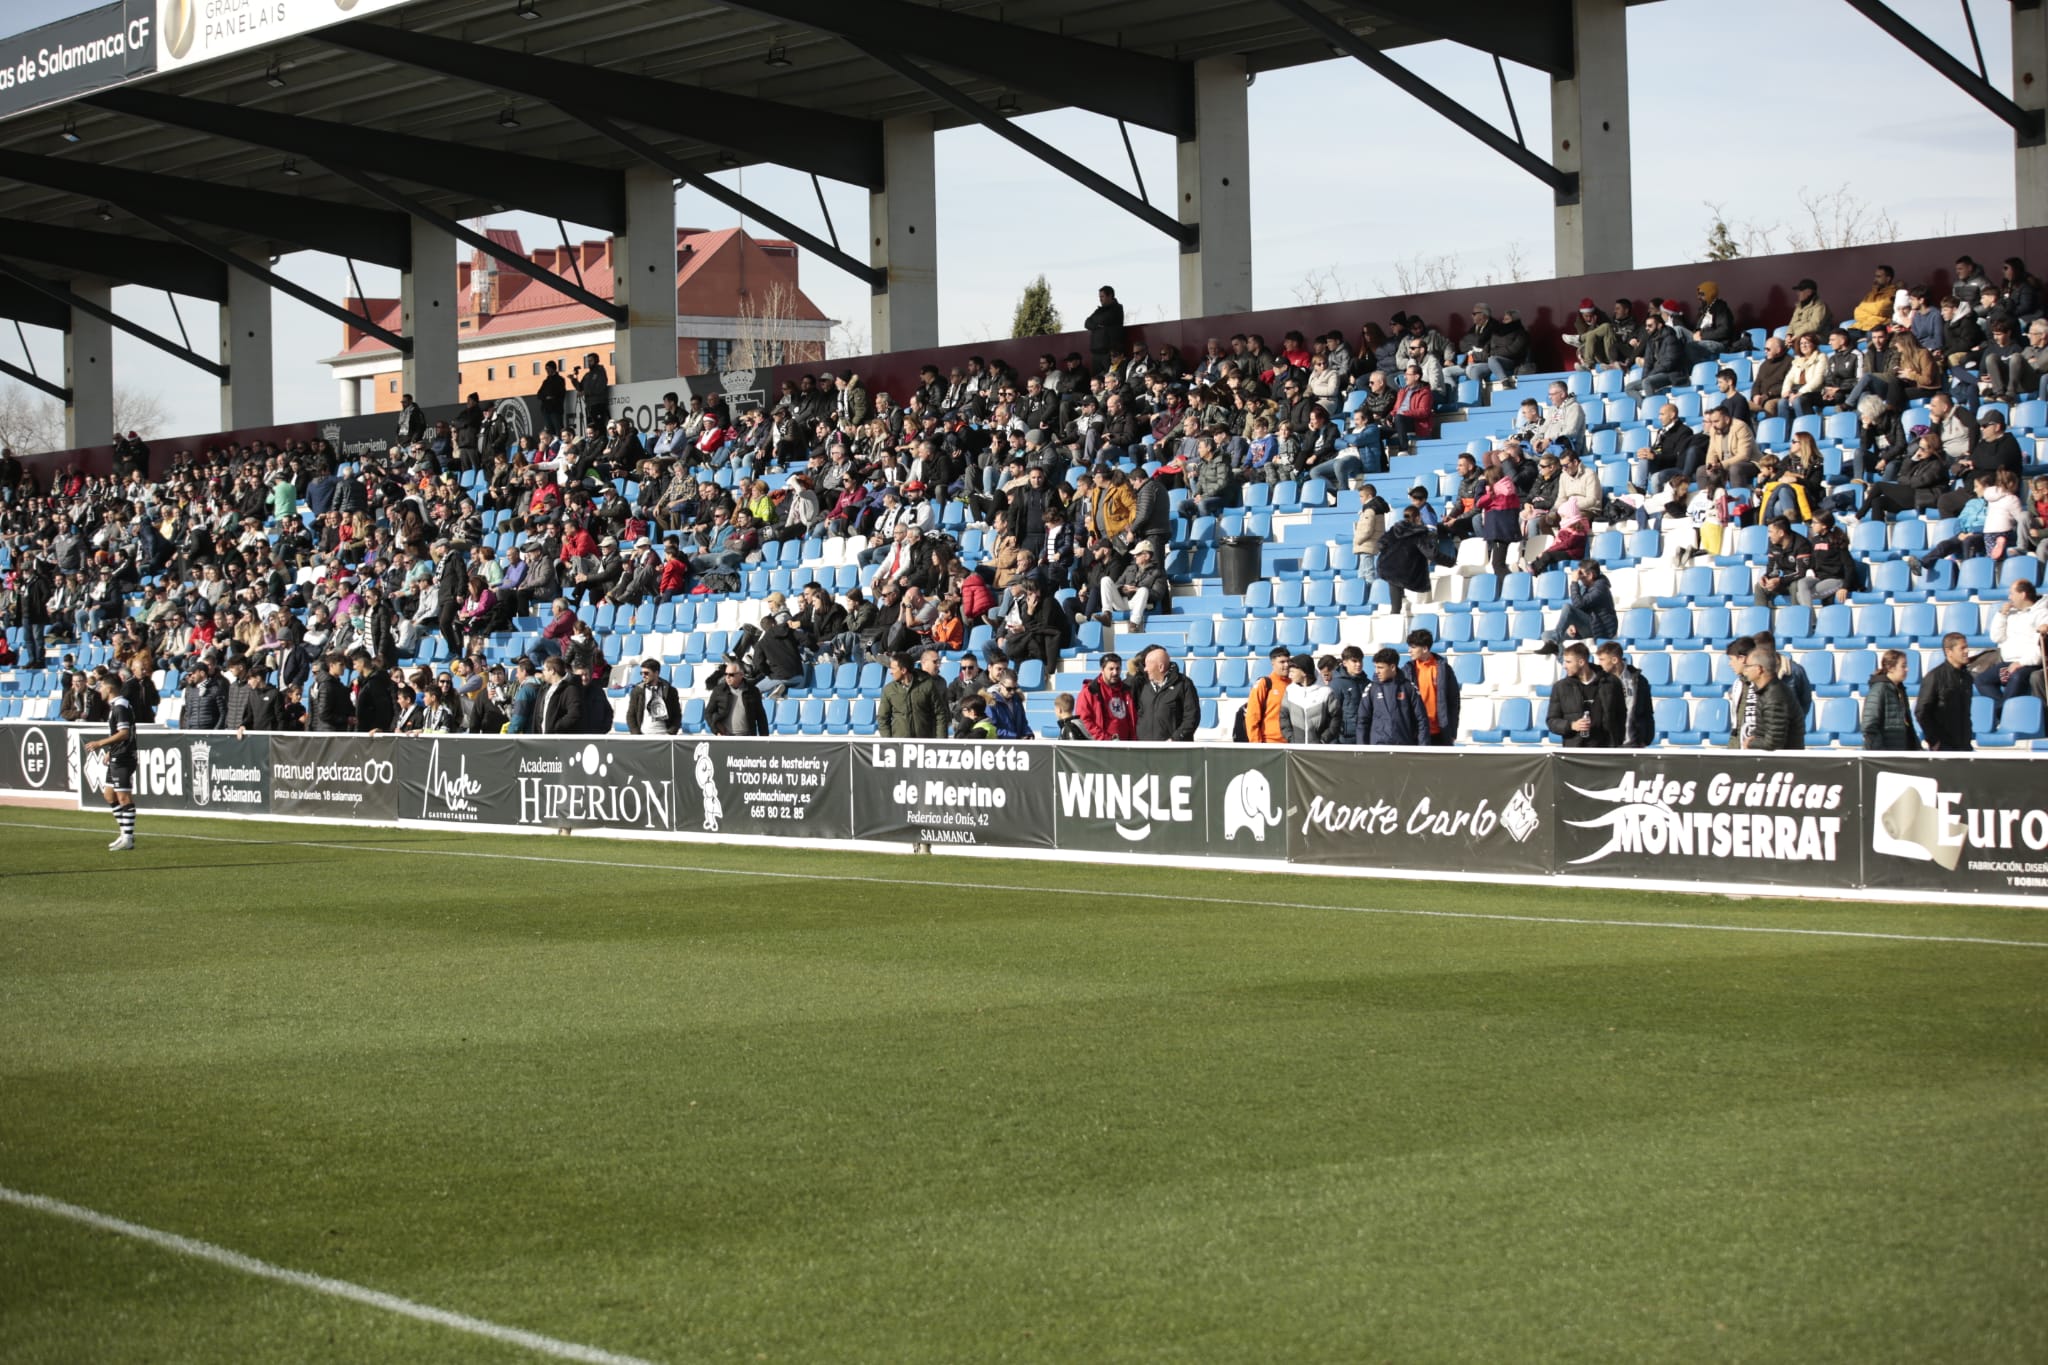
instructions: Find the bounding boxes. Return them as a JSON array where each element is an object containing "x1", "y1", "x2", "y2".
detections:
[{"x1": 338, "y1": 227, "x2": 826, "y2": 357}]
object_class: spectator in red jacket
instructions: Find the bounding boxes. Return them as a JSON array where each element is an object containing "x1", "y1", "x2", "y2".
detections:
[
  {"x1": 656, "y1": 545, "x2": 690, "y2": 598},
  {"x1": 1075, "y1": 652, "x2": 1137, "y2": 740},
  {"x1": 1391, "y1": 363, "x2": 1437, "y2": 449}
]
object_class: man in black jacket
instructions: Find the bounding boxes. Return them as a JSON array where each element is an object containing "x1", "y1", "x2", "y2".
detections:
[
  {"x1": 307, "y1": 653, "x2": 355, "y2": 732},
  {"x1": 1915, "y1": 632, "x2": 1977, "y2": 751},
  {"x1": 1085, "y1": 285, "x2": 1125, "y2": 376},
  {"x1": 431, "y1": 540, "x2": 466, "y2": 658},
  {"x1": 181, "y1": 661, "x2": 226, "y2": 731},
  {"x1": 353, "y1": 655, "x2": 397, "y2": 734},
  {"x1": 1133, "y1": 644, "x2": 1200, "y2": 741},
  {"x1": 1547, "y1": 642, "x2": 1624, "y2": 747},
  {"x1": 704, "y1": 662, "x2": 770, "y2": 736},
  {"x1": 395, "y1": 394, "x2": 428, "y2": 447},
  {"x1": 1596, "y1": 643, "x2": 1655, "y2": 748},
  {"x1": 1753, "y1": 518, "x2": 1814, "y2": 608},
  {"x1": 1097, "y1": 540, "x2": 1169, "y2": 630},
  {"x1": 536, "y1": 656, "x2": 583, "y2": 735}
]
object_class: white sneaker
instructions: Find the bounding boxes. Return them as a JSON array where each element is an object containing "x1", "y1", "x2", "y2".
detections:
[
  {"x1": 107, "y1": 834, "x2": 125, "y2": 849},
  {"x1": 109, "y1": 835, "x2": 134, "y2": 852}
]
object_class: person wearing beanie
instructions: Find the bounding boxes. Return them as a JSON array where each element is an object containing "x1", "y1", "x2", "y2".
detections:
[
  {"x1": 1562, "y1": 298, "x2": 1618, "y2": 371},
  {"x1": 1693, "y1": 280, "x2": 1739, "y2": 357}
]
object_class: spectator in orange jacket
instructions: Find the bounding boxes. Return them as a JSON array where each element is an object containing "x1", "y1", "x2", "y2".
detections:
[{"x1": 1244, "y1": 645, "x2": 1292, "y2": 742}]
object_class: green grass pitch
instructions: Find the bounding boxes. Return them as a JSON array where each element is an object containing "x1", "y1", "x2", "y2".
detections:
[{"x1": 1, "y1": 807, "x2": 2045, "y2": 1363}]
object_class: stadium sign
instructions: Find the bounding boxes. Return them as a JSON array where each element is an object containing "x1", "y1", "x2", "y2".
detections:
[
  {"x1": 1554, "y1": 753, "x2": 1859, "y2": 888},
  {"x1": 676, "y1": 737, "x2": 850, "y2": 839},
  {"x1": 397, "y1": 734, "x2": 676, "y2": 832},
  {"x1": 1, "y1": 722, "x2": 65, "y2": 792},
  {"x1": 1862, "y1": 757, "x2": 2048, "y2": 897},
  {"x1": 1054, "y1": 746, "x2": 1288, "y2": 860},
  {"x1": 1288, "y1": 749, "x2": 1550, "y2": 874},
  {"x1": 68, "y1": 729, "x2": 269, "y2": 812},
  {"x1": 268, "y1": 733, "x2": 399, "y2": 821},
  {"x1": 156, "y1": 0, "x2": 422, "y2": 72},
  {"x1": 0, "y1": 2, "x2": 156, "y2": 123},
  {"x1": 852, "y1": 740, "x2": 1055, "y2": 848}
]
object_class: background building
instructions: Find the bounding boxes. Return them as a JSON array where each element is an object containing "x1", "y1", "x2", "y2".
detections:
[{"x1": 325, "y1": 226, "x2": 831, "y2": 414}]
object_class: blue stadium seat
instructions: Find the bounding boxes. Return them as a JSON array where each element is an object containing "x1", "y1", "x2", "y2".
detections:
[
  {"x1": 1671, "y1": 651, "x2": 1713, "y2": 694},
  {"x1": 1184, "y1": 658, "x2": 1217, "y2": 690},
  {"x1": 1215, "y1": 617, "x2": 1246, "y2": 652},
  {"x1": 1654, "y1": 696, "x2": 1693, "y2": 743},
  {"x1": 851, "y1": 697, "x2": 876, "y2": 730},
  {"x1": 1304, "y1": 578, "x2": 1334, "y2": 609},
  {"x1": 1245, "y1": 617, "x2": 1277, "y2": 651},
  {"x1": 1217, "y1": 658, "x2": 1249, "y2": 691},
  {"x1": 1619, "y1": 607, "x2": 1656, "y2": 642},
  {"x1": 2003, "y1": 696, "x2": 2045, "y2": 739},
  {"x1": 1635, "y1": 652, "x2": 1672, "y2": 688}
]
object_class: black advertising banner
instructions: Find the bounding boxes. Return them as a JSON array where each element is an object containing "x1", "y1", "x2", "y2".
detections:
[
  {"x1": 851, "y1": 740, "x2": 1056, "y2": 848},
  {"x1": 398, "y1": 734, "x2": 676, "y2": 832},
  {"x1": 0, "y1": 3, "x2": 155, "y2": 123},
  {"x1": 1554, "y1": 752, "x2": 1860, "y2": 888},
  {"x1": 1861, "y1": 756, "x2": 2048, "y2": 897},
  {"x1": 1054, "y1": 744, "x2": 1289, "y2": 860},
  {"x1": 0, "y1": 721, "x2": 72, "y2": 794},
  {"x1": 73, "y1": 729, "x2": 270, "y2": 815},
  {"x1": 269, "y1": 735, "x2": 401, "y2": 823},
  {"x1": 676, "y1": 738, "x2": 850, "y2": 839},
  {"x1": 398, "y1": 735, "x2": 516, "y2": 826},
  {"x1": 1287, "y1": 749, "x2": 1551, "y2": 874}
]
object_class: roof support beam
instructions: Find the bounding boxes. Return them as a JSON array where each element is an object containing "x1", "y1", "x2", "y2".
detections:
[
  {"x1": 0, "y1": 276, "x2": 71, "y2": 332},
  {"x1": 124, "y1": 208, "x2": 411, "y2": 355},
  {"x1": 715, "y1": 0, "x2": 1195, "y2": 138},
  {"x1": 854, "y1": 46, "x2": 1196, "y2": 245},
  {"x1": 1271, "y1": 0, "x2": 1578, "y2": 199},
  {"x1": 84, "y1": 87, "x2": 628, "y2": 231},
  {"x1": 0, "y1": 219, "x2": 228, "y2": 301},
  {"x1": 0, "y1": 261, "x2": 227, "y2": 379},
  {"x1": 0, "y1": 150, "x2": 410, "y2": 268},
  {"x1": 1844, "y1": 0, "x2": 2045, "y2": 143},
  {"x1": 1337, "y1": 0, "x2": 1573, "y2": 76},
  {"x1": 320, "y1": 162, "x2": 628, "y2": 325},
  {"x1": 319, "y1": 22, "x2": 884, "y2": 189},
  {"x1": 569, "y1": 109, "x2": 886, "y2": 291},
  {"x1": 0, "y1": 356, "x2": 68, "y2": 403}
]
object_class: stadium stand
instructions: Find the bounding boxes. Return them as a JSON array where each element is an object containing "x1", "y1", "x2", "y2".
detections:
[{"x1": 4, "y1": 258, "x2": 2048, "y2": 750}]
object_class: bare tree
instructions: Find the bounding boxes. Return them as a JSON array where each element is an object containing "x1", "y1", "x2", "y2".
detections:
[
  {"x1": 1701, "y1": 201, "x2": 1783, "y2": 260},
  {"x1": 1783, "y1": 184, "x2": 1899, "y2": 252},
  {"x1": 1292, "y1": 264, "x2": 1350, "y2": 307},
  {"x1": 0, "y1": 386, "x2": 62, "y2": 454},
  {"x1": 827, "y1": 318, "x2": 870, "y2": 361},
  {"x1": 1374, "y1": 251, "x2": 1464, "y2": 296},
  {"x1": 113, "y1": 387, "x2": 169, "y2": 439},
  {"x1": 729, "y1": 281, "x2": 820, "y2": 372},
  {"x1": 0, "y1": 383, "x2": 166, "y2": 453},
  {"x1": 1474, "y1": 242, "x2": 1531, "y2": 287}
]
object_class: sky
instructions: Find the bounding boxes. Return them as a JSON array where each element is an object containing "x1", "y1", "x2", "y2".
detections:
[{"x1": 0, "y1": 0, "x2": 2030, "y2": 441}]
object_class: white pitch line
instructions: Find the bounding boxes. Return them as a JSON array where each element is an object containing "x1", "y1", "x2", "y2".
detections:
[
  {"x1": 0, "y1": 1185, "x2": 661, "y2": 1365},
  {"x1": 6, "y1": 816, "x2": 2048, "y2": 951}
]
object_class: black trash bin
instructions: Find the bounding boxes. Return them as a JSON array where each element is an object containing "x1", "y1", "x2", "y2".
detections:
[{"x1": 1218, "y1": 535, "x2": 1265, "y2": 596}]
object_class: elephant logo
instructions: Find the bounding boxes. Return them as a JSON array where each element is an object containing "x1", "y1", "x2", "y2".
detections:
[{"x1": 1221, "y1": 768, "x2": 1282, "y2": 843}]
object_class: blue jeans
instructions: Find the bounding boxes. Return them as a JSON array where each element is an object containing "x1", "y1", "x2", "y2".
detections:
[
  {"x1": 1319, "y1": 453, "x2": 1367, "y2": 489},
  {"x1": 22, "y1": 621, "x2": 43, "y2": 668},
  {"x1": 1543, "y1": 603, "x2": 1601, "y2": 647},
  {"x1": 1976, "y1": 664, "x2": 2038, "y2": 723}
]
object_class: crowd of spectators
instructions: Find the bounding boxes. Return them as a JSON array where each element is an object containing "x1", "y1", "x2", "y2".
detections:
[{"x1": 1, "y1": 257, "x2": 2044, "y2": 751}]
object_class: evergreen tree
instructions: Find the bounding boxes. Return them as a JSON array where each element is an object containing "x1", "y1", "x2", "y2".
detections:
[
  {"x1": 1011, "y1": 275, "x2": 1062, "y2": 338},
  {"x1": 1704, "y1": 213, "x2": 1742, "y2": 263}
]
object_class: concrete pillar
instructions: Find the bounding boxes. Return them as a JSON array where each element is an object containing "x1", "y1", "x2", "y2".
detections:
[
  {"x1": 2017, "y1": 0, "x2": 2048, "y2": 227},
  {"x1": 1551, "y1": 0, "x2": 1633, "y2": 276},
  {"x1": 1176, "y1": 54, "x2": 1253, "y2": 319},
  {"x1": 615, "y1": 167, "x2": 679, "y2": 384},
  {"x1": 400, "y1": 217, "x2": 459, "y2": 405},
  {"x1": 218, "y1": 257, "x2": 273, "y2": 430},
  {"x1": 337, "y1": 377, "x2": 361, "y2": 417},
  {"x1": 869, "y1": 114, "x2": 939, "y2": 353},
  {"x1": 63, "y1": 279, "x2": 112, "y2": 450}
]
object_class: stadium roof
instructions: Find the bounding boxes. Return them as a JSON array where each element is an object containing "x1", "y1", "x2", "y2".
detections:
[{"x1": 0, "y1": 0, "x2": 1603, "y2": 270}]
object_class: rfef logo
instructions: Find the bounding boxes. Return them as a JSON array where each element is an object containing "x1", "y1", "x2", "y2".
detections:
[{"x1": 17, "y1": 726, "x2": 53, "y2": 789}]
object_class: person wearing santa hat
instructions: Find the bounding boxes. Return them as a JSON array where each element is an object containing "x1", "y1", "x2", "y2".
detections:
[{"x1": 1561, "y1": 298, "x2": 1615, "y2": 371}]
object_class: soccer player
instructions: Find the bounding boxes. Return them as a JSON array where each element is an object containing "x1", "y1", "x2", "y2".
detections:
[{"x1": 82, "y1": 674, "x2": 137, "y2": 851}]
